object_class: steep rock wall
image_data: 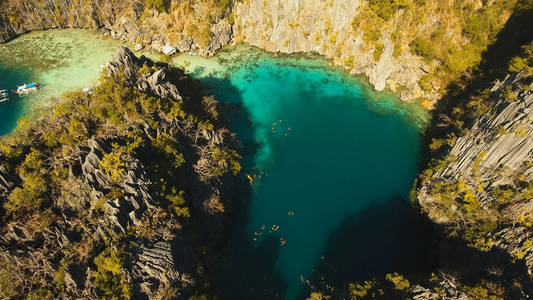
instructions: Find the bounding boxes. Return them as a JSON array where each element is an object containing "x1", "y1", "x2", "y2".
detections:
[
  {"x1": 0, "y1": 0, "x2": 232, "y2": 55},
  {"x1": 416, "y1": 71, "x2": 533, "y2": 272},
  {"x1": 232, "y1": 0, "x2": 428, "y2": 101},
  {"x1": 0, "y1": 0, "x2": 522, "y2": 104}
]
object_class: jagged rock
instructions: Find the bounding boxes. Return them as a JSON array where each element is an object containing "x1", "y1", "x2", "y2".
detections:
[
  {"x1": 176, "y1": 36, "x2": 194, "y2": 52},
  {"x1": 0, "y1": 47, "x2": 236, "y2": 299},
  {"x1": 64, "y1": 264, "x2": 85, "y2": 292},
  {"x1": 106, "y1": 47, "x2": 140, "y2": 82},
  {"x1": 411, "y1": 285, "x2": 441, "y2": 300},
  {"x1": 145, "y1": 69, "x2": 183, "y2": 101},
  {"x1": 0, "y1": 165, "x2": 16, "y2": 193},
  {"x1": 132, "y1": 238, "x2": 197, "y2": 298},
  {"x1": 200, "y1": 19, "x2": 232, "y2": 56},
  {"x1": 133, "y1": 241, "x2": 181, "y2": 283},
  {"x1": 82, "y1": 138, "x2": 110, "y2": 188},
  {"x1": 3, "y1": 223, "x2": 32, "y2": 243},
  {"x1": 417, "y1": 71, "x2": 533, "y2": 273}
]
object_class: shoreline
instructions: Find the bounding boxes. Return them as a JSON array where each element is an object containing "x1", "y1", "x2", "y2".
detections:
[{"x1": 0, "y1": 28, "x2": 431, "y2": 136}]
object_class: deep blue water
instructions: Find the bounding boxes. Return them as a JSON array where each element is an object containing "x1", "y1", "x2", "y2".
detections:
[{"x1": 183, "y1": 50, "x2": 435, "y2": 299}]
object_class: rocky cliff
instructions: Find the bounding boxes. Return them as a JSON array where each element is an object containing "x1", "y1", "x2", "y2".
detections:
[
  {"x1": 232, "y1": 0, "x2": 426, "y2": 100},
  {"x1": 416, "y1": 70, "x2": 533, "y2": 271},
  {"x1": 1, "y1": 0, "x2": 526, "y2": 104},
  {"x1": 0, "y1": 47, "x2": 240, "y2": 299},
  {"x1": 232, "y1": 0, "x2": 526, "y2": 104},
  {"x1": 0, "y1": 0, "x2": 233, "y2": 56}
]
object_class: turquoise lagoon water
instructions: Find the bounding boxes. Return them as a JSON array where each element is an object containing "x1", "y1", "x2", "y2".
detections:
[
  {"x1": 1, "y1": 29, "x2": 435, "y2": 299},
  {"x1": 172, "y1": 48, "x2": 435, "y2": 299},
  {"x1": 0, "y1": 29, "x2": 126, "y2": 135}
]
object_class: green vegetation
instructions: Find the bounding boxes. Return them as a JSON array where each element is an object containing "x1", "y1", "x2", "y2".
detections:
[
  {"x1": 425, "y1": 40, "x2": 533, "y2": 154},
  {"x1": 154, "y1": 0, "x2": 233, "y2": 48},
  {"x1": 428, "y1": 178, "x2": 499, "y2": 246},
  {"x1": 406, "y1": 0, "x2": 523, "y2": 87},
  {"x1": 409, "y1": 36, "x2": 434, "y2": 61},
  {"x1": 373, "y1": 42, "x2": 384, "y2": 61},
  {"x1": 350, "y1": 0, "x2": 531, "y2": 94},
  {"x1": 93, "y1": 247, "x2": 132, "y2": 299},
  {"x1": 309, "y1": 272, "x2": 510, "y2": 299},
  {"x1": 144, "y1": 0, "x2": 171, "y2": 12},
  {"x1": 0, "y1": 57, "x2": 239, "y2": 298},
  {"x1": 368, "y1": 0, "x2": 408, "y2": 21}
]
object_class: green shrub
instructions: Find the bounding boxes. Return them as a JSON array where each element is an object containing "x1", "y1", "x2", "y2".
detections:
[
  {"x1": 385, "y1": 273, "x2": 410, "y2": 291},
  {"x1": 144, "y1": 0, "x2": 170, "y2": 12},
  {"x1": 93, "y1": 247, "x2": 132, "y2": 300},
  {"x1": 374, "y1": 42, "x2": 384, "y2": 61},
  {"x1": 166, "y1": 188, "x2": 190, "y2": 217},
  {"x1": 368, "y1": 0, "x2": 408, "y2": 21},
  {"x1": 409, "y1": 37, "x2": 434, "y2": 60}
]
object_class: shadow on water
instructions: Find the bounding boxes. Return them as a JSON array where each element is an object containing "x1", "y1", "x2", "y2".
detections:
[
  {"x1": 192, "y1": 72, "x2": 288, "y2": 299},
  {"x1": 300, "y1": 195, "x2": 438, "y2": 298}
]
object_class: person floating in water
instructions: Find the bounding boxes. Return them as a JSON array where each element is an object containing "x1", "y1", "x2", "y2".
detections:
[
  {"x1": 246, "y1": 173, "x2": 254, "y2": 185},
  {"x1": 288, "y1": 210, "x2": 295, "y2": 216},
  {"x1": 280, "y1": 237, "x2": 286, "y2": 247}
]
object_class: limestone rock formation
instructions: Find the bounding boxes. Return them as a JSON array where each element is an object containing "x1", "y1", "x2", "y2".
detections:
[
  {"x1": 0, "y1": 0, "x2": 233, "y2": 56},
  {"x1": 0, "y1": 47, "x2": 239, "y2": 299},
  {"x1": 232, "y1": 0, "x2": 428, "y2": 101},
  {"x1": 0, "y1": 165, "x2": 16, "y2": 193},
  {"x1": 417, "y1": 71, "x2": 533, "y2": 272}
]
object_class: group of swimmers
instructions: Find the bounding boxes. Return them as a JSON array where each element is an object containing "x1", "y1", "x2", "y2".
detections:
[{"x1": 271, "y1": 119, "x2": 292, "y2": 137}]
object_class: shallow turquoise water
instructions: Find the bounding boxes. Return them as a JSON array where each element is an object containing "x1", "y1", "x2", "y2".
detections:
[
  {"x1": 0, "y1": 29, "x2": 126, "y2": 135},
  {"x1": 177, "y1": 48, "x2": 435, "y2": 299}
]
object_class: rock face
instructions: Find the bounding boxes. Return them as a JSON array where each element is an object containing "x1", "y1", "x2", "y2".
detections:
[
  {"x1": 0, "y1": 47, "x2": 238, "y2": 299},
  {"x1": 232, "y1": 0, "x2": 428, "y2": 101},
  {"x1": 0, "y1": 0, "x2": 429, "y2": 99},
  {"x1": 0, "y1": 0, "x2": 519, "y2": 104},
  {"x1": 0, "y1": 165, "x2": 16, "y2": 193},
  {"x1": 416, "y1": 71, "x2": 533, "y2": 272},
  {"x1": 0, "y1": 0, "x2": 232, "y2": 55}
]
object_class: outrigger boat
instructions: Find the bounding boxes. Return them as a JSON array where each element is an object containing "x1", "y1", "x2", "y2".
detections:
[
  {"x1": 13, "y1": 83, "x2": 42, "y2": 96},
  {"x1": 0, "y1": 89, "x2": 9, "y2": 103}
]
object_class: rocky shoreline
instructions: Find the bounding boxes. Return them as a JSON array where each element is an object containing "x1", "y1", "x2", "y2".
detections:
[
  {"x1": 0, "y1": 0, "x2": 454, "y2": 105},
  {"x1": 0, "y1": 47, "x2": 240, "y2": 299},
  {"x1": 0, "y1": 0, "x2": 522, "y2": 106}
]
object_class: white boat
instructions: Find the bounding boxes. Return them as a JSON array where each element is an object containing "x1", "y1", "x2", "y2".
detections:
[
  {"x1": 82, "y1": 87, "x2": 93, "y2": 95},
  {"x1": 14, "y1": 83, "x2": 41, "y2": 95},
  {"x1": 163, "y1": 45, "x2": 177, "y2": 56},
  {"x1": 0, "y1": 90, "x2": 8, "y2": 103}
]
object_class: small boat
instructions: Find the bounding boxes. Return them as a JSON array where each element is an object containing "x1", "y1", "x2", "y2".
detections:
[
  {"x1": 0, "y1": 89, "x2": 9, "y2": 103},
  {"x1": 14, "y1": 83, "x2": 41, "y2": 96},
  {"x1": 82, "y1": 87, "x2": 93, "y2": 95},
  {"x1": 163, "y1": 45, "x2": 177, "y2": 56}
]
